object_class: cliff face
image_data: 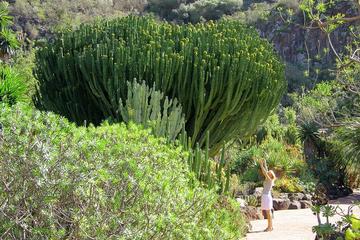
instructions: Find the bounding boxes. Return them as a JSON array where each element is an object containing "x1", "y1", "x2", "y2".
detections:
[{"x1": 253, "y1": 1, "x2": 358, "y2": 88}]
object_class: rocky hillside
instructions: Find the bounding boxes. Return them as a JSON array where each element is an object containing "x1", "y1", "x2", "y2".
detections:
[{"x1": 6, "y1": 0, "x2": 360, "y2": 96}]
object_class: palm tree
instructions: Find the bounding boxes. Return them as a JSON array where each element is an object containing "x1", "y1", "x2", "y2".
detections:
[{"x1": 299, "y1": 121, "x2": 323, "y2": 161}]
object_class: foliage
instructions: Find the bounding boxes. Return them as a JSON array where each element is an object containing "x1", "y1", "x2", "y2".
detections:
[
  {"x1": 299, "y1": 0, "x2": 351, "y2": 34},
  {"x1": 0, "y1": 104, "x2": 247, "y2": 239},
  {"x1": 228, "y1": 108, "x2": 315, "y2": 192},
  {"x1": 115, "y1": 80, "x2": 232, "y2": 194},
  {"x1": 292, "y1": 81, "x2": 341, "y2": 125},
  {"x1": 274, "y1": 177, "x2": 304, "y2": 193},
  {"x1": 11, "y1": 0, "x2": 147, "y2": 40},
  {"x1": 245, "y1": 195, "x2": 258, "y2": 207},
  {"x1": 230, "y1": 136, "x2": 306, "y2": 185},
  {"x1": 146, "y1": 0, "x2": 182, "y2": 19},
  {"x1": 294, "y1": 63, "x2": 360, "y2": 188},
  {"x1": 175, "y1": 0, "x2": 244, "y2": 23},
  {"x1": 257, "y1": 109, "x2": 300, "y2": 145},
  {"x1": 147, "y1": 0, "x2": 243, "y2": 23},
  {"x1": 10, "y1": 50, "x2": 37, "y2": 102},
  {"x1": 227, "y1": 0, "x2": 299, "y2": 24},
  {"x1": 117, "y1": 80, "x2": 185, "y2": 142},
  {"x1": 179, "y1": 130, "x2": 233, "y2": 195},
  {"x1": 34, "y1": 16, "x2": 286, "y2": 156},
  {"x1": 312, "y1": 202, "x2": 360, "y2": 240},
  {"x1": 333, "y1": 122, "x2": 360, "y2": 185},
  {"x1": 0, "y1": 65, "x2": 26, "y2": 105},
  {"x1": 228, "y1": 1, "x2": 275, "y2": 24},
  {"x1": 0, "y1": 2, "x2": 19, "y2": 57},
  {"x1": 260, "y1": 138, "x2": 303, "y2": 176},
  {"x1": 345, "y1": 215, "x2": 360, "y2": 240}
]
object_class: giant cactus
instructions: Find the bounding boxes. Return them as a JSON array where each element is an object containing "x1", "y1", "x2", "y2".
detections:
[{"x1": 34, "y1": 16, "x2": 286, "y2": 155}]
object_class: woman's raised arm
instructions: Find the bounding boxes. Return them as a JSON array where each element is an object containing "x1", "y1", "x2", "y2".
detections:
[{"x1": 259, "y1": 159, "x2": 271, "y2": 179}]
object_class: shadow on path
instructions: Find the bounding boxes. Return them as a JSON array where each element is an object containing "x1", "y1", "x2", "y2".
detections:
[{"x1": 329, "y1": 190, "x2": 360, "y2": 205}]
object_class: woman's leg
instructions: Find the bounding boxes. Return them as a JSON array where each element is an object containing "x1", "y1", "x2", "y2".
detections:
[{"x1": 266, "y1": 210, "x2": 273, "y2": 231}]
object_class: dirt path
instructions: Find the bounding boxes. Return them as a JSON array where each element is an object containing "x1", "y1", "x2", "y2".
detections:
[{"x1": 246, "y1": 191, "x2": 360, "y2": 240}]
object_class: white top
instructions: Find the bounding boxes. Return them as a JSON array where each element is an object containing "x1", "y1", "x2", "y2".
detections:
[{"x1": 262, "y1": 178, "x2": 274, "y2": 195}]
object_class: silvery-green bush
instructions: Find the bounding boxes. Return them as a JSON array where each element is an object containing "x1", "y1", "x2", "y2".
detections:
[{"x1": 0, "y1": 104, "x2": 247, "y2": 239}]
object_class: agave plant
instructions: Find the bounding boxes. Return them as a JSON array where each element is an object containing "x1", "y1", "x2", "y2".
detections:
[{"x1": 0, "y1": 65, "x2": 26, "y2": 105}]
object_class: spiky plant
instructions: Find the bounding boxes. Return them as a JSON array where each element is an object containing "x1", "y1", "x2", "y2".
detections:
[
  {"x1": 34, "y1": 16, "x2": 286, "y2": 155},
  {"x1": 0, "y1": 65, "x2": 26, "y2": 105},
  {"x1": 118, "y1": 80, "x2": 185, "y2": 142},
  {"x1": 0, "y1": 2, "x2": 19, "y2": 57},
  {"x1": 334, "y1": 121, "x2": 360, "y2": 177}
]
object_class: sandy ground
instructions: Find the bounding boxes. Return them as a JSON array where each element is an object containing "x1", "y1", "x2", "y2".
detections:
[{"x1": 246, "y1": 191, "x2": 360, "y2": 240}]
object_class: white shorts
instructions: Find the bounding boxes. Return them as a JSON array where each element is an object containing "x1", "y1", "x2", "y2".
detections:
[{"x1": 261, "y1": 194, "x2": 273, "y2": 210}]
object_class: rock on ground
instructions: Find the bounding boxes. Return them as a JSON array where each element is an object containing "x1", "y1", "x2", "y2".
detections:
[{"x1": 273, "y1": 198, "x2": 290, "y2": 210}]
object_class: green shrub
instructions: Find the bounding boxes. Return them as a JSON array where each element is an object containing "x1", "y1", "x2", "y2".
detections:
[
  {"x1": 241, "y1": 166, "x2": 261, "y2": 183},
  {"x1": 175, "y1": 0, "x2": 244, "y2": 23},
  {"x1": 260, "y1": 137, "x2": 305, "y2": 176},
  {"x1": 255, "y1": 110, "x2": 300, "y2": 145},
  {"x1": 231, "y1": 145, "x2": 260, "y2": 176},
  {"x1": 11, "y1": 0, "x2": 140, "y2": 40},
  {"x1": 274, "y1": 177, "x2": 304, "y2": 193},
  {"x1": 333, "y1": 122, "x2": 360, "y2": 181},
  {"x1": 0, "y1": 104, "x2": 247, "y2": 239},
  {"x1": 0, "y1": 2, "x2": 19, "y2": 56},
  {"x1": 11, "y1": 50, "x2": 37, "y2": 102},
  {"x1": 34, "y1": 16, "x2": 286, "y2": 155},
  {"x1": 231, "y1": 136, "x2": 305, "y2": 182},
  {"x1": 0, "y1": 65, "x2": 26, "y2": 105},
  {"x1": 147, "y1": 0, "x2": 183, "y2": 19},
  {"x1": 227, "y1": 2, "x2": 274, "y2": 24},
  {"x1": 147, "y1": 0, "x2": 243, "y2": 23},
  {"x1": 245, "y1": 195, "x2": 259, "y2": 207}
]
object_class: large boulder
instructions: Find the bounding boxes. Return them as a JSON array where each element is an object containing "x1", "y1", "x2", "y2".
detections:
[
  {"x1": 241, "y1": 206, "x2": 264, "y2": 221},
  {"x1": 303, "y1": 194, "x2": 312, "y2": 201},
  {"x1": 254, "y1": 187, "x2": 263, "y2": 197},
  {"x1": 288, "y1": 193, "x2": 305, "y2": 201},
  {"x1": 273, "y1": 198, "x2": 290, "y2": 210},
  {"x1": 300, "y1": 200, "x2": 312, "y2": 209},
  {"x1": 288, "y1": 201, "x2": 301, "y2": 209},
  {"x1": 279, "y1": 193, "x2": 289, "y2": 199},
  {"x1": 236, "y1": 198, "x2": 247, "y2": 208}
]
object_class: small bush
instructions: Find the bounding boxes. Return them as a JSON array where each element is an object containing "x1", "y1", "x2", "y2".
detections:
[
  {"x1": 231, "y1": 137, "x2": 305, "y2": 182},
  {"x1": 0, "y1": 104, "x2": 247, "y2": 239},
  {"x1": 176, "y1": 0, "x2": 244, "y2": 23},
  {"x1": 274, "y1": 177, "x2": 304, "y2": 193},
  {"x1": 11, "y1": 50, "x2": 37, "y2": 101},
  {"x1": 0, "y1": 65, "x2": 26, "y2": 105},
  {"x1": 147, "y1": 0, "x2": 243, "y2": 22}
]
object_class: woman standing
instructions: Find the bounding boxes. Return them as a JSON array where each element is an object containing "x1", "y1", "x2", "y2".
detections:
[{"x1": 259, "y1": 159, "x2": 276, "y2": 232}]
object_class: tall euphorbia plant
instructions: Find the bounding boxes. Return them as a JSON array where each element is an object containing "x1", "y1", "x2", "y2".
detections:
[{"x1": 34, "y1": 16, "x2": 286, "y2": 156}]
